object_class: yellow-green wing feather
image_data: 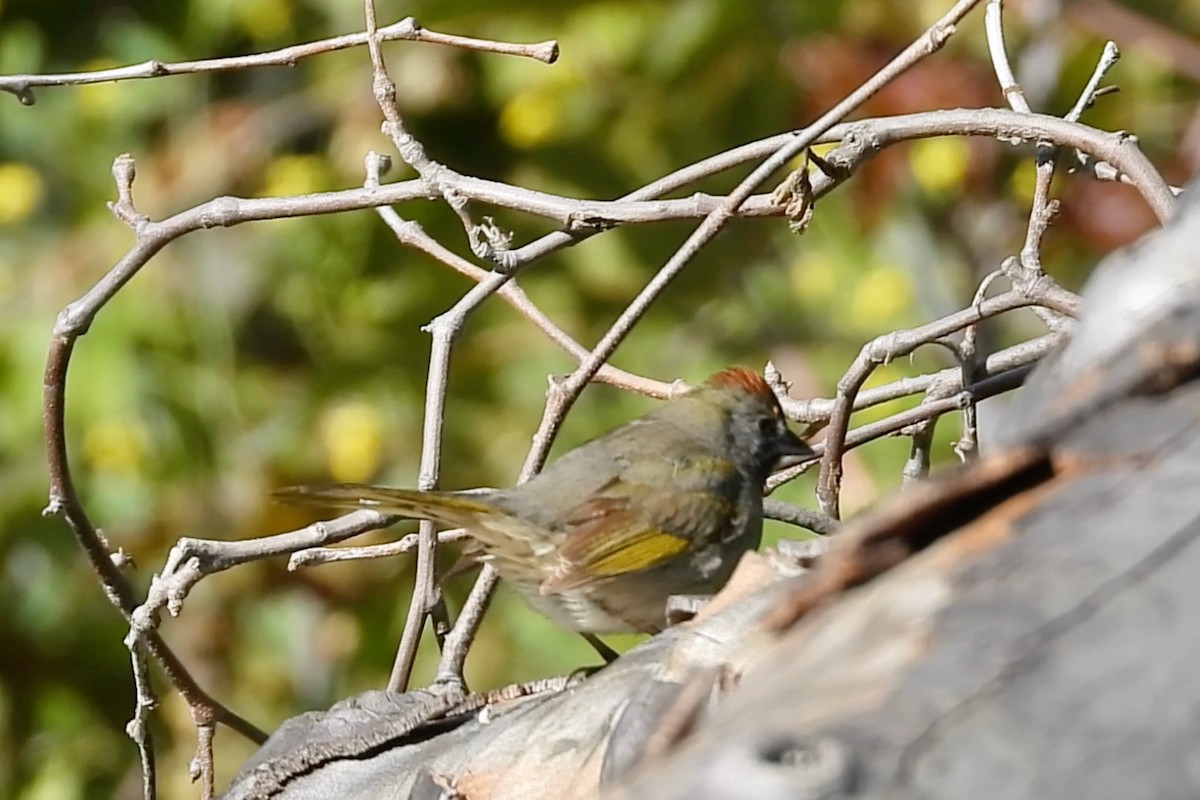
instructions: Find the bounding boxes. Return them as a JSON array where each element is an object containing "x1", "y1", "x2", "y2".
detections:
[{"x1": 540, "y1": 471, "x2": 736, "y2": 594}]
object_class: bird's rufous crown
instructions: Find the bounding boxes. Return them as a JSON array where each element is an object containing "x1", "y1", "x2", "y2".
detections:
[{"x1": 704, "y1": 367, "x2": 778, "y2": 404}]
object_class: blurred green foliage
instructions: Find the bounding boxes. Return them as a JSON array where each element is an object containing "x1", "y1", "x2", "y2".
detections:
[{"x1": 0, "y1": 0, "x2": 1196, "y2": 797}]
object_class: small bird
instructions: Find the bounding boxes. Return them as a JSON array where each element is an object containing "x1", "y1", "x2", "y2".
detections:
[{"x1": 277, "y1": 368, "x2": 812, "y2": 638}]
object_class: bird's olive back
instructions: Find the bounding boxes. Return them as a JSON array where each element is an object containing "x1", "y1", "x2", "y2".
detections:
[{"x1": 493, "y1": 381, "x2": 805, "y2": 525}]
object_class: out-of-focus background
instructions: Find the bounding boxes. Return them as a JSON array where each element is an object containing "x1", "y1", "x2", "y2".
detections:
[{"x1": 0, "y1": 1, "x2": 1196, "y2": 797}]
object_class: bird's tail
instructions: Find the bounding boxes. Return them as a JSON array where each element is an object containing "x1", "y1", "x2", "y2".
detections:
[
  {"x1": 274, "y1": 483, "x2": 501, "y2": 530},
  {"x1": 276, "y1": 483, "x2": 558, "y2": 589}
]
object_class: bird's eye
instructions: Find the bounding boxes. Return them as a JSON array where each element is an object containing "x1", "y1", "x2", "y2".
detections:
[{"x1": 757, "y1": 416, "x2": 775, "y2": 435}]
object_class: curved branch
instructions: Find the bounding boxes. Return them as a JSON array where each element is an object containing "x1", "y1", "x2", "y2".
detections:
[{"x1": 42, "y1": 339, "x2": 266, "y2": 745}]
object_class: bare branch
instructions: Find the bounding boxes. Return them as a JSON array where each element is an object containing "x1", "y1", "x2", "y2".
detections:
[
  {"x1": 40, "y1": 110, "x2": 1171, "y2": 356},
  {"x1": 816, "y1": 290, "x2": 1060, "y2": 517},
  {"x1": 763, "y1": 500, "x2": 840, "y2": 536},
  {"x1": 290, "y1": 529, "x2": 469, "y2": 570},
  {"x1": 436, "y1": 566, "x2": 500, "y2": 684},
  {"x1": 785, "y1": 332, "x2": 1062, "y2": 424},
  {"x1": 0, "y1": 16, "x2": 555, "y2": 105},
  {"x1": 353, "y1": 69, "x2": 457, "y2": 686},
  {"x1": 189, "y1": 716, "x2": 216, "y2": 800},
  {"x1": 770, "y1": 358, "x2": 1035, "y2": 493},
  {"x1": 987, "y1": 0, "x2": 1123, "y2": 332},
  {"x1": 123, "y1": 636, "x2": 157, "y2": 800},
  {"x1": 902, "y1": 417, "x2": 939, "y2": 484}
]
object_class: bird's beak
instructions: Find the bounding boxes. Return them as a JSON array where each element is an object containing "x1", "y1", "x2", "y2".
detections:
[{"x1": 776, "y1": 427, "x2": 815, "y2": 467}]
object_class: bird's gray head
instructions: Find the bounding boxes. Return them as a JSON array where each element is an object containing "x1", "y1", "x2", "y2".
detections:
[{"x1": 692, "y1": 368, "x2": 814, "y2": 483}]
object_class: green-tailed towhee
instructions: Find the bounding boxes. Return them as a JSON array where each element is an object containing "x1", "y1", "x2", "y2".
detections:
[{"x1": 278, "y1": 368, "x2": 812, "y2": 635}]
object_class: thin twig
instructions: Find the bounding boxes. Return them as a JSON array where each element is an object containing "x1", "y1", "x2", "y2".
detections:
[
  {"x1": 849, "y1": 366, "x2": 1033, "y2": 447},
  {"x1": 189, "y1": 715, "x2": 216, "y2": 800},
  {"x1": 954, "y1": 271, "x2": 1004, "y2": 461},
  {"x1": 816, "y1": 289, "x2": 1062, "y2": 517},
  {"x1": 364, "y1": 4, "x2": 510, "y2": 266},
  {"x1": 435, "y1": 565, "x2": 499, "y2": 684},
  {"x1": 135, "y1": 509, "x2": 399, "y2": 629},
  {"x1": 987, "y1": 0, "x2": 1120, "y2": 332},
  {"x1": 123, "y1": 636, "x2": 157, "y2": 800},
  {"x1": 364, "y1": 151, "x2": 671, "y2": 399},
  {"x1": 786, "y1": 331, "x2": 1061, "y2": 424},
  {"x1": 901, "y1": 418, "x2": 938, "y2": 484},
  {"x1": 0, "y1": 16, "x2": 555, "y2": 105},
  {"x1": 763, "y1": 499, "x2": 840, "y2": 536},
  {"x1": 989, "y1": 0, "x2": 1068, "y2": 331},
  {"x1": 356, "y1": 34, "x2": 462, "y2": 687},
  {"x1": 767, "y1": 361, "x2": 1037, "y2": 493},
  {"x1": 1066, "y1": 42, "x2": 1122, "y2": 123},
  {"x1": 290, "y1": 529, "x2": 469, "y2": 570}
]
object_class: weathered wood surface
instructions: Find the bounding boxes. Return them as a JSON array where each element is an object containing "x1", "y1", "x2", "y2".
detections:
[
  {"x1": 222, "y1": 186, "x2": 1200, "y2": 800},
  {"x1": 616, "y1": 332, "x2": 1200, "y2": 800}
]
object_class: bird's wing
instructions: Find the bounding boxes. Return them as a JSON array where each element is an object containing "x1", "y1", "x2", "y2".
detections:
[{"x1": 539, "y1": 472, "x2": 737, "y2": 594}]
